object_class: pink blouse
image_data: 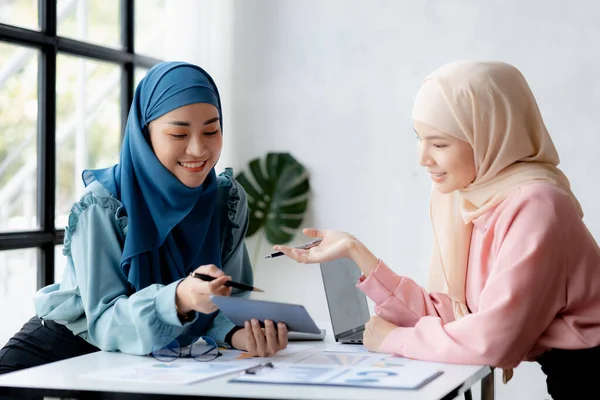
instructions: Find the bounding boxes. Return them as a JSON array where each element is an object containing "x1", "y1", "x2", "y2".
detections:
[{"x1": 357, "y1": 182, "x2": 600, "y2": 369}]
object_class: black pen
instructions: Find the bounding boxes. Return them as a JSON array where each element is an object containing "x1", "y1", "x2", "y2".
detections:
[
  {"x1": 192, "y1": 273, "x2": 264, "y2": 293},
  {"x1": 264, "y1": 238, "x2": 323, "y2": 259}
]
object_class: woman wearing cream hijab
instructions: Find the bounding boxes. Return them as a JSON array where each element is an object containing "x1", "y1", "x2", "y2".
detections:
[{"x1": 275, "y1": 61, "x2": 600, "y2": 399}]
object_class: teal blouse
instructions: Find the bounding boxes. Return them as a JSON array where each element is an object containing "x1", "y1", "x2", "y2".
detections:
[{"x1": 34, "y1": 168, "x2": 253, "y2": 355}]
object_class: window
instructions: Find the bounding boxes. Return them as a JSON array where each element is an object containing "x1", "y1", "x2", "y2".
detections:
[
  {"x1": 0, "y1": 0, "x2": 161, "y2": 335},
  {"x1": 0, "y1": 0, "x2": 39, "y2": 31},
  {"x1": 134, "y1": 0, "x2": 165, "y2": 60},
  {"x1": 0, "y1": 248, "x2": 38, "y2": 346},
  {"x1": 55, "y1": 55, "x2": 122, "y2": 228},
  {"x1": 134, "y1": 66, "x2": 149, "y2": 87},
  {"x1": 57, "y1": 0, "x2": 120, "y2": 48},
  {"x1": 0, "y1": 41, "x2": 39, "y2": 233}
]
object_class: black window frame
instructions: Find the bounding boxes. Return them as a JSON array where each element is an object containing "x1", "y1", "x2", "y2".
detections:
[{"x1": 0, "y1": 0, "x2": 160, "y2": 288}]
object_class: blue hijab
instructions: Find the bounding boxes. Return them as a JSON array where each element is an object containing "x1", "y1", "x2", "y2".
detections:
[{"x1": 83, "y1": 61, "x2": 223, "y2": 293}]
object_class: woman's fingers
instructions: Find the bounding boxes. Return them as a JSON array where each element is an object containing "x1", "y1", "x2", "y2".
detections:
[
  {"x1": 207, "y1": 275, "x2": 231, "y2": 292},
  {"x1": 195, "y1": 264, "x2": 224, "y2": 277},
  {"x1": 212, "y1": 283, "x2": 231, "y2": 297},
  {"x1": 245, "y1": 321, "x2": 256, "y2": 354},
  {"x1": 277, "y1": 322, "x2": 288, "y2": 350},
  {"x1": 272, "y1": 247, "x2": 313, "y2": 263},
  {"x1": 264, "y1": 320, "x2": 278, "y2": 355},
  {"x1": 251, "y1": 319, "x2": 267, "y2": 357},
  {"x1": 302, "y1": 228, "x2": 327, "y2": 239}
]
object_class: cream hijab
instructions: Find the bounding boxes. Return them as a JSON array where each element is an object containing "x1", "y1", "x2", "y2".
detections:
[{"x1": 412, "y1": 61, "x2": 583, "y2": 380}]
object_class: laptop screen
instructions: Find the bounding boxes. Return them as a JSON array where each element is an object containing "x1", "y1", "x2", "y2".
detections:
[{"x1": 320, "y1": 258, "x2": 371, "y2": 336}]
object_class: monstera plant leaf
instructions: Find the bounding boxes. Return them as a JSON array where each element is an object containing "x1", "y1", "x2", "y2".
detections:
[{"x1": 235, "y1": 152, "x2": 309, "y2": 245}]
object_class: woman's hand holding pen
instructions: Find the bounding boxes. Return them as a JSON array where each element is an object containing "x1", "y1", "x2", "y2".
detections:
[
  {"x1": 273, "y1": 228, "x2": 380, "y2": 277},
  {"x1": 175, "y1": 264, "x2": 232, "y2": 314},
  {"x1": 231, "y1": 319, "x2": 288, "y2": 357}
]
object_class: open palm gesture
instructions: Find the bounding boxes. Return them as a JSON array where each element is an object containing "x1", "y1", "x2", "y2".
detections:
[{"x1": 273, "y1": 228, "x2": 356, "y2": 264}]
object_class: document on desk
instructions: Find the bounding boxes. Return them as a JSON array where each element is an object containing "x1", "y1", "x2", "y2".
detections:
[
  {"x1": 83, "y1": 360, "x2": 252, "y2": 385},
  {"x1": 80, "y1": 344, "x2": 315, "y2": 385},
  {"x1": 289, "y1": 351, "x2": 388, "y2": 367},
  {"x1": 230, "y1": 353, "x2": 443, "y2": 390}
]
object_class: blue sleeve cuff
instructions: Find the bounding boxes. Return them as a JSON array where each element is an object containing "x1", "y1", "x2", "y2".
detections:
[{"x1": 205, "y1": 311, "x2": 236, "y2": 344}]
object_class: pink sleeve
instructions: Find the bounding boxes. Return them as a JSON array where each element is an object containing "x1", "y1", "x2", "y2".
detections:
[
  {"x1": 378, "y1": 194, "x2": 567, "y2": 369},
  {"x1": 357, "y1": 260, "x2": 455, "y2": 326}
]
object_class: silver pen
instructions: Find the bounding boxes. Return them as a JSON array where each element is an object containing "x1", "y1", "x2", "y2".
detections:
[
  {"x1": 264, "y1": 238, "x2": 323, "y2": 259},
  {"x1": 242, "y1": 361, "x2": 274, "y2": 375}
]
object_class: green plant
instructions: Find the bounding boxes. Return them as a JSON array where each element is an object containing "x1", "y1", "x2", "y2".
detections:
[{"x1": 235, "y1": 152, "x2": 310, "y2": 266}]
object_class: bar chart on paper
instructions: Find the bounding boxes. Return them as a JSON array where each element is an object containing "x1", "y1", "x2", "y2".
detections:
[
  {"x1": 231, "y1": 351, "x2": 444, "y2": 390},
  {"x1": 231, "y1": 362, "x2": 443, "y2": 390}
]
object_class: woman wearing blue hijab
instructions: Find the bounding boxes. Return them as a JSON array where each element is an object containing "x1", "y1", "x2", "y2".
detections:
[{"x1": 0, "y1": 62, "x2": 288, "y2": 374}]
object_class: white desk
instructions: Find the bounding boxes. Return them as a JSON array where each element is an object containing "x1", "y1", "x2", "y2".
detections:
[{"x1": 0, "y1": 340, "x2": 492, "y2": 400}]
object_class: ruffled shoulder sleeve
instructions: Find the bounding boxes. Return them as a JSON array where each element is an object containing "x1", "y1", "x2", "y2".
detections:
[
  {"x1": 216, "y1": 168, "x2": 249, "y2": 263},
  {"x1": 62, "y1": 181, "x2": 128, "y2": 258}
]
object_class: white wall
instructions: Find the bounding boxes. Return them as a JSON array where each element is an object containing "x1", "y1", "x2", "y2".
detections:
[{"x1": 166, "y1": 1, "x2": 600, "y2": 398}]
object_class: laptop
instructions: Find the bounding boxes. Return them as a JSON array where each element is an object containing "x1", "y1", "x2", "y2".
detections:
[{"x1": 320, "y1": 258, "x2": 370, "y2": 344}]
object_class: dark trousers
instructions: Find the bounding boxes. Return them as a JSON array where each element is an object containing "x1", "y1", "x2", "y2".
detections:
[
  {"x1": 0, "y1": 316, "x2": 99, "y2": 399},
  {"x1": 536, "y1": 345, "x2": 600, "y2": 400}
]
